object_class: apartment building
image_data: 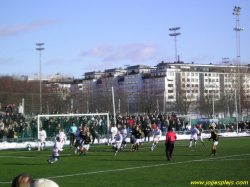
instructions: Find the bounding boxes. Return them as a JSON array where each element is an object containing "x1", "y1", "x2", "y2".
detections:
[{"x1": 76, "y1": 61, "x2": 250, "y2": 115}]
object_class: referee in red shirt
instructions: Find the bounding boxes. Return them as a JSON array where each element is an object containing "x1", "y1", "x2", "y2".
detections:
[{"x1": 165, "y1": 126, "x2": 177, "y2": 161}]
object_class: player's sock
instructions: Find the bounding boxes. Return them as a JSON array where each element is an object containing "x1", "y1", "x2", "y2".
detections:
[
  {"x1": 136, "y1": 144, "x2": 139, "y2": 150},
  {"x1": 51, "y1": 158, "x2": 58, "y2": 163},
  {"x1": 189, "y1": 141, "x2": 192, "y2": 147},
  {"x1": 194, "y1": 141, "x2": 197, "y2": 147}
]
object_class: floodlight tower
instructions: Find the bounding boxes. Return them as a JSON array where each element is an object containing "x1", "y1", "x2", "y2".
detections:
[
  {"x1": 233, "y1": 6, "x2": 244, "y2": 66},
  {"x1": 36, "y1": 43, "x2": 45, "y2": 114},
  {"x1": 169, "y1": 27, "x2": 181, "y2": 62},
  {"x1": 233, "y1": 6, "x2": 244, "y2": 114}
]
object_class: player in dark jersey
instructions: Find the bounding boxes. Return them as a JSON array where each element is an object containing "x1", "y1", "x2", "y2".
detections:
[
  {"x1": 131, "y1": 126, "x2": 142, "y2": 151},
  {"x1": 197, "y1": 124, "x2": 206, "y2": 146},
  {"x1": 208, "y1": 127, "x2": 219, "y2": 156},
  {"x1": 80, "y1": 131, "x2": 91, "y2": 157}
]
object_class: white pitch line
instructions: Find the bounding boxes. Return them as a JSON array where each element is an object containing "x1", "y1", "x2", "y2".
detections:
[{"x1": 1, "y1": 153, "x2": 249, "y2": 184}]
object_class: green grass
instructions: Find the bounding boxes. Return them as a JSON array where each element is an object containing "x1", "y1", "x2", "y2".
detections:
[{"x1": 0, "y1": 137, "x2": 250, "y2": 187}]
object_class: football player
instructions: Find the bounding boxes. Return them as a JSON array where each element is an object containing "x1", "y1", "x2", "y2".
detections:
[
  {"x1": 113, "y1": 130, "x2": 123, "y2": 156},
  {"x1": 47, "y1": 137, "x2": 64, "y2": 165},
  {"x1": 120, "y1": 125, "x2": 128, "y2": 151},
  {"x1": 197, "y1": 124, "x2": 206, "y2": 146},
  {"x1": 208, "y1": 127, "x2": 219, "y2": 156},
  {"x1": 80, "y1": 131, "x2": 91, "y2": 157},
  {"x1": 189, "y1": 125, "x2": 199, "y2": 147},
  {"x1": 150, "y1": 125, "x2": 162, "y2": 151}
]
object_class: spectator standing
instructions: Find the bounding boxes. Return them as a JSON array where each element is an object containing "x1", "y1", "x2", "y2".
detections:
[
  {"x1": 17, "y1": 103, "x2": 24, "y2": 116},
  {"x1": 144, "y1": 124, "x2": 152, "y2": 142}
]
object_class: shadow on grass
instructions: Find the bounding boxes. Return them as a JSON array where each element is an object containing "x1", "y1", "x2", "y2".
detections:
[
  {"x1": 100, "y1": 159, "x2": 169, "y2": 161},
  {"x1": 4, "y1": 163, "x2": 44, "y2": 165}
]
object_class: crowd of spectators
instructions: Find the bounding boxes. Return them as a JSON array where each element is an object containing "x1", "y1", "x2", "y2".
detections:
[{"x1": 0, "y1": 103, "x2": 249, "y2": 142}]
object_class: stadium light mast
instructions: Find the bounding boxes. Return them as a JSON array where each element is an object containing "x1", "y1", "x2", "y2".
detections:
[
  {"x1": 233, "y1": 6, "x2": 244, "y2": 115},
  {"x1": 36, "y1": 43, "x2": 45, "y2": 114},
  {"x1": 169, "y1": 27, "x2": 181, "y2": 63}
]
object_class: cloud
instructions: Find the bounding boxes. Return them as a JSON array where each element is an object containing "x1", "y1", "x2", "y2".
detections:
[
  {"x1": 0, "y1": 19, "x2": 58, "y2": 37},
  {"x1": 80, "y1": 45, "x2": 113, "y2": 58},
  {"x1": 45, "y1": 58, "x2": 64, "y2": 65},
  {"x1": 81, "y1": 43, "x2": 161, "y2": 62},
  {"x1": 0, "y1": 58, "x2": 15, "y2": 64}
]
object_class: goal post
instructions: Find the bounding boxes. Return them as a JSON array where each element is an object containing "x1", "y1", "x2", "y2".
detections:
[{"x1": 37, "y1": 113, "x2": 110, "y2": 151}]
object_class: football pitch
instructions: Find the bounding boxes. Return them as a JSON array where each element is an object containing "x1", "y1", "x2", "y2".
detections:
[{"x1": 0, "y1": 137, "x2": 249, "y2": 187}]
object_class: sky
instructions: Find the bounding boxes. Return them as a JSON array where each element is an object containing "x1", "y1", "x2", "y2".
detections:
[{"x1": 0, "y1": 0, "x2": 249, "y2": 79}]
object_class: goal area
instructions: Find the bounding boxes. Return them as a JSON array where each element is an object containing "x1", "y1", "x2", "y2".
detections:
[{"x1": 37, "y1": 113, "x2": 110, "y2": 151}]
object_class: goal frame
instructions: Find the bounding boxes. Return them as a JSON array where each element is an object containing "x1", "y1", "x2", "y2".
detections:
[{"x1": 37, "y1": 113, "x2": 110, "y2": 151}]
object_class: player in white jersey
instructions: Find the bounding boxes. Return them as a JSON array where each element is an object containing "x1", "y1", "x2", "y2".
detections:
[
  {"x1": 120, "y1": 125, "x2": 128, "y2": 151},
  {"x1": 74, "y1": 127, "x2": 82, "y2": 154},
  {"x1": 47, "y1": 137, "x2": 64, "y2": 165},
  {"x1": 56, "y1": 129, "x2": 67, "y2": 147},
  {"x1": 110, "y1": 124, "x2": 118, "y2": 145},
  {"x1": 113, "y1": 130, "x2": 123, "y2": 156},
  {"x1": 150, "y1": 125, "x2": 162, "y2": 151},
  {"x1": 189, "y1": 125, "x2": 200, "y2": 147},
  {"x1": 39, "y1": 127, "x2": 47, "y2": 150}
]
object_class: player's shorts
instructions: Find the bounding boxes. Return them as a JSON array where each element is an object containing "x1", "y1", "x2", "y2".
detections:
[
  {"x1": 122, "y1": 136, "x2": 127, "y2": 143},
  {"x1": 197, "y1": 135, "x2": 203, "y2": 141},
  {"x1": 82, "y1": 144, "x2": 90, "y2": 151},
  {"x1": 153, "y1": 136, "x2": 161, "y2": 143},
  {"x1": 190, "y1": 134, "x2": 198, "y2": 141},
  {"x1": 213, "y1": 141, "x2": 219, "y2": 146},
  {"x1": 52, "y1": 155, "x2": 59, "y2": 159},
  {"x1": 52, "y1": 151, "x2": 59, "y2": 157},
  {"x1": 40, "y1": 139, "x2": 46, "y2": 144},
  {"x1": 139, "y1": 138, "x2": 144, "y2": 143},
  {"x1": 115, "y1": 142, "x2": 122, "y2": 149},
  {"x1": 135, "y1": 139, "x2": 140, "y2": 144}
]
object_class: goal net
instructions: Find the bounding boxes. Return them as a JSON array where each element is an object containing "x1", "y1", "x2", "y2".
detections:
[{"x1": 37, "y1": 113, "x2": 110, "y2": 151}]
